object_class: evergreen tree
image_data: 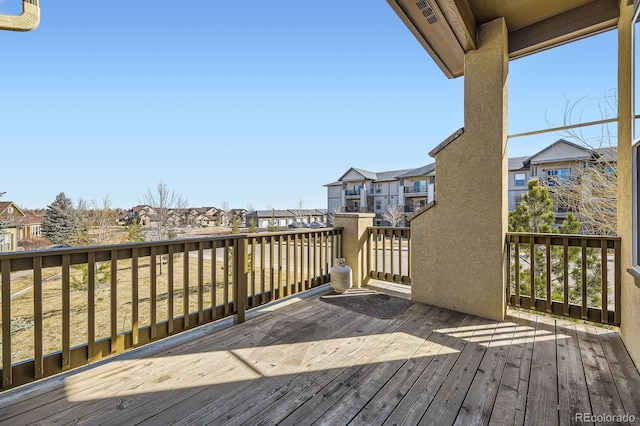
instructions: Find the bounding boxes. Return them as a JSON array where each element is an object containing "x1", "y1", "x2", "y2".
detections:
[
  {"x1": 42, "y1": 192, "x2": 85, "y2": 245},
  {"x1": 509, "y1": 179, "x2": 555, "y2": 233},
  {"x1": 122, "y1": 219, "x2": 146, "y2": 243}
]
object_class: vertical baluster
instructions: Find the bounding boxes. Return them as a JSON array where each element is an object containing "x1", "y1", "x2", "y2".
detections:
[
  {"x1": 211, "y1": 244, "x2": 217, "y2": 320},
  {"x1": 285, "y1": 235, "x2": 291, "y2": 292},
  {"x1": 581, "y1": 239, "x2": 587, "y2": 320},
  {"x1": 366, "y1": 228, "x2": 372, "y2": 281},
  {"x1": 110, "y1": 251, "x2": 119, "y2": 353},
  {"x1": 198, "y1": 242, "x2": 204, "y2": 324},
  {"x1": 563, "y1": 237, "x2": 569, "y2": 316},
  {"x1": 234, "y1": 237, "x2": 248, "y2": 324},
  {"x1": 151, "y1": 246, "x2": 158, "y2": 338},
  {"x1": 505, "y1": 236, "x2": 511, "y2": 306},
  {"x1": 306, "y1": 233, "x2": 311, "y2": 290},
  {"x1": 260, "y1": 237, "x2": 266, "y2": 301},
  {"x1": 601, "y1": 239, "x2": 608, "y2": 324},
  {"x1": 514, "y1": 237, "x2": 520, "y2": 307},
  {"x1": 88, "y1": 253, "x2": 96, "y2": 356},
  {"x1": 150, "y1": 246, "x2": 157, "y2": 335},
  {"x1": 183, "y1": 243, "x2": 189, "y2": 328},
  {"x1": 529, "y1": 235, "x2": 536, "y2": 310},
  {"x1": 2, "y1": 259, "x2": 12, "y2": 387},
  {"x1": 407, "y1": 229, "x2": 411, "y2": 284},
  {"x1": 398, "y1": 230, "x2": 403, "y2": 283},
  {"x1": 131, "y1": 249, "x2": 139, "y2": 346},
  {"x1": 614, "y1": 239, "x2": 621, "y2": 325},
  {"x1": 388, "y1": 230, "x2": 394, "y2": 282},
  {"x1": 545, "y1": 237, "x2": 551, "y2": 313},
  {"x1": 250, "y1": 237, "x2": 257, "y2": 304},
  {"x1": 167, "y1": 245, "x2": 174, "y2": 333},
  {"x1": 382, "y1": 230, "x2": 387, "y2": 279},
  {"x1": 62, "y1": 255, "x2": 71, "y2": 366},
  {"x1": 269, "y1": 236, "x2": 275, "y2": 298},
  {"x1": 278, "y1": 235, "x2": 284, "y2": 296},
  {"x1": 294, "y1": 234, "x2": 299, "y2": 293},
  {"x1": 33, "y1": 256, "x2": 43, "y2": 378},
  {"x1": 224, "y1": 240, "x2": 230, "y2": 316}
]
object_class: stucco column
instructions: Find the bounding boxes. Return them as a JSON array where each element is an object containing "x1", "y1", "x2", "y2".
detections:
[
  {"x1": 410, "y1": 18, "x2": 508, "y2": 321},
  {"x1": 617, "y1": 0, "x2": 640, "y2": 367},
  {"x1": 333, "y1": 212, "x2": 375, "y2": 288}
]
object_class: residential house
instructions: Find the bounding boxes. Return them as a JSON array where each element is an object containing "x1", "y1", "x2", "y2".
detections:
[
  {"x1": 245, "y1": 210, "x2": 295, "y2": 228},
  {"x1": 245, "y1": 209, "x2": 326, "y2": 228},
  {"x1": 0, "y1": 201, "x2": 43, "y2": 252}
]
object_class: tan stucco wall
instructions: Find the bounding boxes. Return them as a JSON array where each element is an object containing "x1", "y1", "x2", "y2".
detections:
[
  {"x1": 333, "y1": 213, "x2": 374, "y2": 287},
  {"x1": 411, "y1": 18, "x2": 508, "y2": 321},
  {"x1": 617, "y1": 0, "x2": 640, "y2": 367}
]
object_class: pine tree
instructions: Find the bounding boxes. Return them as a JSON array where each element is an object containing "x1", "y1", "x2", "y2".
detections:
[
  {"x1": 122, "y1": 219, "x2": 146, "y2": 243},
  {"x1": 42, "y1": 192, "x2": 85, "y2": 245},
  {"x1": 509, "y1": 179, "x2": 555, "y2": 233}
]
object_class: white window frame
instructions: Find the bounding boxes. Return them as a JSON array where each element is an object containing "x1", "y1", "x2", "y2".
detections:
[{"x1": 514, "y1": 173, "x2": 526, "y2": 186}]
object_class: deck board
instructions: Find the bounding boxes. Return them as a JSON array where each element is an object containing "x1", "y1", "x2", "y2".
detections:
[{"x1": 0, "y1": 281, "x2": 638, "y2": 426}]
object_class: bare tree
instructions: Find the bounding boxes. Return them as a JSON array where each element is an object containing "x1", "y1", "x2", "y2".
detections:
[
  {"x1": 381, "y1": 202, "x2": 405, "y2": 227},
  {"x1": 327, "y1": 206, "x2": 340, "y2": 227},
  {"x1": 219, "y1": 201, "x2": 230, "y2": 226},
  {"x1": 142, "y1": 180, "x2": 188, "y2": 241},
  {"x1": 546, "y1": 94, "x2": 617, "y2": 235},
  {"x1": 293, "y1": 198, "x2": 305, "y2": 227},
  {"x1": 77, "y1": 196, "x2": 119, "y2": 245}
]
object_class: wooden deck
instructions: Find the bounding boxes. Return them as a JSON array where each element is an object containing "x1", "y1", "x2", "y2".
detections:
[{"x1": 1, "y1": 281, "x2": 639, "y2": 425}]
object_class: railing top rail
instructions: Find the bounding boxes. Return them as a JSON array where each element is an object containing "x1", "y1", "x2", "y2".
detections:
[
  {"x1": 367, "y1": 226, "x2": 411, "y2": 232},
  {"x1": 0, "y1": 228, "x2": 344, "y2": 272},
  {"x1": 506, "y1": 231, "x2": 620, "y2": 241}
]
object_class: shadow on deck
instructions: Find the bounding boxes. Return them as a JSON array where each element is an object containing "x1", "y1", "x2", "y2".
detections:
[{"x1": 0, "y1": 280, "x2": 638, "y2": 425}]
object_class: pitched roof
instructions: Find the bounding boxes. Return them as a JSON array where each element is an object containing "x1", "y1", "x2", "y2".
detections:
[
  {"x1": 523, "y1": 139, "x2": 591, "y2": 166},
  {"x1": 395, "y1": 163, "x2": 435, "y2": 178},
  {"x1": 246, "y1": 210, "x2": 295, "y2": 218},
  {"x1": 508, "y1": 156, "x2": 529, "y2": 171},
  {"x1": 0, "y1": 201, "x2": 25, "y2": 217},
  {"x1": 594, "y1": 146, "x2": 617, "y2": 163},
  {"x1": 374, "y1": 169, "x2": 415, "y2": 182}
]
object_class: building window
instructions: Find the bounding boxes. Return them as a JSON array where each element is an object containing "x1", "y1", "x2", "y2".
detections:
[
  {"x1": 375, "y1": 184, "x2": 382, "y2": 194},
  {"x1": 547, "y1": 168, "x2": 570, "y2": 186},
  {"x1": 375, "y1": 200, "x2": 382, "y2": 211},
  {"x1": 514, "y1": 173, "x2": 526, "y2": 186},
  {"x1": 0, "y1": 233, "x2": 11, "y2": 252}
]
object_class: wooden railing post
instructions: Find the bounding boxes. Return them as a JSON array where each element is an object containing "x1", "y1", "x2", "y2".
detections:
[
  {"x1": 2, "y1": 259, "x2": 12, "y2": 388},
  {"x1": 234, "y1": 236, "x2": 248, "y2": 324}
]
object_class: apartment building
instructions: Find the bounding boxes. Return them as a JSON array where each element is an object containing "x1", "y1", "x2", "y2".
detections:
[
  {"x1": 326, "y1": 164, "x2": 435, "y2": 226},
  {"x1": 508, "y1": 139, "x2": 617, "y2": 218},
  {"x1": 329, "y1": 139, "x2": 616, "y2": 225}
]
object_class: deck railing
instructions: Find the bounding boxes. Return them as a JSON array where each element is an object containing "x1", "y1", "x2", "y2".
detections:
[
  {"x1": 506, "y1": 232, "x2": 621, "y2": 325},
  {"x1": 0, "y1": 228, "x2": 342, "y2": 390},
  {"x1": 365, "y1": 227, "x2": 411, "y2": 285}
]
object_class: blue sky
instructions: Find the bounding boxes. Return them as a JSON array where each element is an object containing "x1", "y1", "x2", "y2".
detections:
[{"x1": 0, "y1": 1, "x2": 618, "y2": 210}]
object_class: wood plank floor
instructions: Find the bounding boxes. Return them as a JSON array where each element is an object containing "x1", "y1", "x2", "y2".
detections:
[{"x1": 1, "y1": 281, "x2": 639, "y2": 425}]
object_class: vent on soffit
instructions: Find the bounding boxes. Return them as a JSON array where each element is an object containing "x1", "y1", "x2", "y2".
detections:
[{"x1": 415, "y1": 0, "x2": 439, "y2": 24}]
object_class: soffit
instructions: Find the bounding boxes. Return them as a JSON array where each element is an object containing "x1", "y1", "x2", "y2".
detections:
[{"x1": 387, "y1": 0, "x2": 623, "y2": 78}]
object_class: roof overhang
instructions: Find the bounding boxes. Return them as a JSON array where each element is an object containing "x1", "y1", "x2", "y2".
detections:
[{"x1": 387, "y1": 0, "x2": 625, "y2": 78}]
